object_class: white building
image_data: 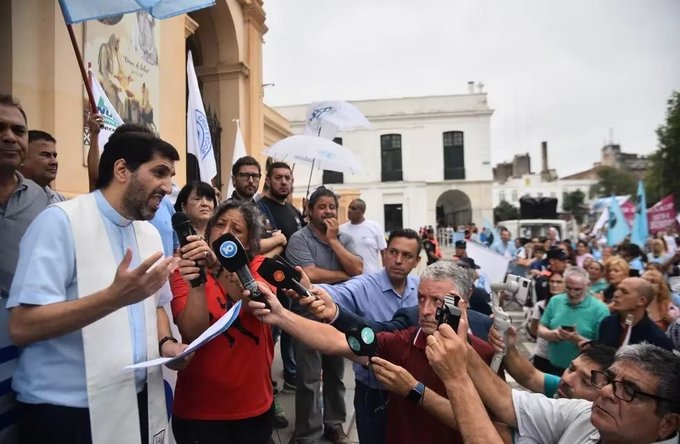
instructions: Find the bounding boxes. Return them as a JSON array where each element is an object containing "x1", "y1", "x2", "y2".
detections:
[
  {"x1": 492, "y1": 173, "x2": 596, "y2": 211},
  {"x1": 274, "y1": 88, "x2": 495, "y2": 232}
]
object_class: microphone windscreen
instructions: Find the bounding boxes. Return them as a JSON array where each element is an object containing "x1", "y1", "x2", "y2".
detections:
[
  {"x1": 212, "y1": 232, "x2": 249, "y2": 272},
  {"x1": 171, "y1": 211, "x2": 191, "y2": 230}
]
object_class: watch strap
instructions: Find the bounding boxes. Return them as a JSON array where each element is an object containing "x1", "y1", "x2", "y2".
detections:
[{"x1": 407, "y1": 381, "x2": 425, "y2": 404}]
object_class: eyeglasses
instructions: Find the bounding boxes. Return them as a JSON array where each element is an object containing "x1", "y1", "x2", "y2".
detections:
[
  {"x1": 236, "y1": 172, "x2": 261, "y2": 180},
  {"x1": 590, "y1": 370, "x2": 673, "y2": 404},
  {"x1": 566, "y1": 286, "x2": 585, "y2": 292}
]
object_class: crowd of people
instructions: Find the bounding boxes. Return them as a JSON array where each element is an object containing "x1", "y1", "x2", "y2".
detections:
[{"x1": 1, "y1": 91, "x2": 679, "y2": 444}]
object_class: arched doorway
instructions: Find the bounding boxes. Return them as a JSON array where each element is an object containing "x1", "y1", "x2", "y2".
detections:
[{"x1": 436, "y1": 190, "x2": 472, "y2": 227}]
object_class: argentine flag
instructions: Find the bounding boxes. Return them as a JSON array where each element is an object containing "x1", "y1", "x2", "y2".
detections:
[
  {"x1": 59, "y1": 0, "x2": 215, "y2": 24},
  {"x1": 631, "y1": 181, "x2": 649, "y2": 247}
]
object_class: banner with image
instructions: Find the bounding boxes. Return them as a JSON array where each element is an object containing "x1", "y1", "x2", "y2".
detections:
[{"x1": 82, "y1": 12, "x2": 161, "y2": 160}]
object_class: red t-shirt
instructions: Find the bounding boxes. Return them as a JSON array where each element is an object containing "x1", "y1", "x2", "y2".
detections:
[
  {"x1": 377, "y1": 326, "x2": 495, "y2": 444},
  {"x1": 169, "y1": 255, "x2": 274, "y2": 420}
]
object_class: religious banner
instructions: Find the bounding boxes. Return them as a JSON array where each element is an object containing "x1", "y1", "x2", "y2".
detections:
[
  {"x1": 648, "y1": 195, "x2": 676, "y2": 234},
  {"x1": 82, "y1": 12, "x2": 161, "y2": 161}
]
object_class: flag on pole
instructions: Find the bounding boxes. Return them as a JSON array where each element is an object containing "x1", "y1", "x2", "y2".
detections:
[
  {"x1": 631, "y1": 181, "x2": 649, "y2": 247},
  {"x1": 227, "y1": 120, "x2": 248, "y2": 198},
  {"x1": 187, "y1": 51, "x2": 217, "y2": 183},
  {"x1": 607, "y1": 196, "x2": 631, "y2": 246},
  {"x1": 89, "y1": 71, "x2": 124, "y2": 152},
  {"x1": 59, "y1": 0, "x2": 215, "y2": 24}
]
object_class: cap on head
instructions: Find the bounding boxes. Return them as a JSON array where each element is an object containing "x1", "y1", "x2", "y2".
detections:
[
  {"x1": 457, "y1": 257, "x2": 480, "y2": 269},
  {"x1": 547, "y1": 246, "x2": 567, "y2": 261}
]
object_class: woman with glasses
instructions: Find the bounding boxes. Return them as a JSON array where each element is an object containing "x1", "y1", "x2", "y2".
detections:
[
  {"x1": 174, "y1": 181, "x2": 218, "y2": 239},
  {"x1": 529, "y1": 271, "x2": 565, "y2": 373},
  {"x1": 169, "y1": 200, "x2": 275, "y2": 444}
]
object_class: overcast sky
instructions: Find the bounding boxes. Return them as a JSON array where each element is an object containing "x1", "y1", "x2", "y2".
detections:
[{"x1": 262, "y1": 0, "x2": 680, "y2": 177}]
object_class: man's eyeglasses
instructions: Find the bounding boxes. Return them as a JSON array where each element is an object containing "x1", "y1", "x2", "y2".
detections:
[
  {"x1": 236, "y1": 172, "x2": 261, "y2": 180},
  {"x1": 566, "y1": 286, "x2": 585, "y2": 292},
  {"x1": 590, "y1": 370, "x2": 673, "y2": 404}
]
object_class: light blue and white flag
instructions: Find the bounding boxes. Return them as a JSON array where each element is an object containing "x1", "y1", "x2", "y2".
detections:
[
  {"x1": 607, "y1": 196, "x2": 631, "y2": 246},
  {"x1": 631, "y1": 181, "x2": 649, "y2": 247},
  {"x1": 59, "y1": 0, "x2": 214, "y2": 24},
  {"x1": 187, "y1": 51, "x2": 217, "y2": 183},
  {"x1": 90, "y1": 70, "x2": 124, "y2": 152}
]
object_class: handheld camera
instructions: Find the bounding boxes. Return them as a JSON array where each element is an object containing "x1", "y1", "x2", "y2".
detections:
[
  {"x1": 436, "y1": 295, "x2": 462, "y2": 332},
  {"x1": 504, "y1": 274, "x2": 532, "y2": 306}
]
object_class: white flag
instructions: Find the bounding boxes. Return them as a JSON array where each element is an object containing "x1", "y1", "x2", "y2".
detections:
[
  {"x1": 187, "y1": 51, "x2": 217, "y2": 183},
  {"x1": 89, "y1": 71, "x2": 123, "y2": 153},
  {"x1": 227, "y1": 119, "x2": 248, "y2": 198}
]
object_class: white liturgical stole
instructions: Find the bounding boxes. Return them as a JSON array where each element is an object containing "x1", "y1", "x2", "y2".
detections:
[{"x1": 58, "y1": 193, "x2": 167, "y2": 444}]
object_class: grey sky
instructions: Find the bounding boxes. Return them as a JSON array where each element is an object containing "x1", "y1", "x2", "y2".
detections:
[{"x1": 262, "y1": 0, "x2": 680, "y2": 177}]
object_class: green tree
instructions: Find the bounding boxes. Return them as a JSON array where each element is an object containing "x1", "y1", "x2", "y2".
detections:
[
  {"x1": 494, "y1": 200, "x2": 519, "y2": 223},
  {"x1": 562, "y1": 190, "x2": 587, "y2": 224},
  {"x1": 646, "y1": 91, "x2": 680, "y2": 204},
  {"x1": 588, "y1": 166, "x2": 636, "y2": 198}
]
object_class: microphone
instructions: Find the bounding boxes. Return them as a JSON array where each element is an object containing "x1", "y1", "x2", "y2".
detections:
[
  {"x1": 171, "y1": 211, "x2": 206, "y2": 287},
  {"x1": 212, "y1": 232, "x2": 270, "y2": 308},
  {"x1": 258, "y1": 257, "x2": 311, "y2": 298},
  {"x1": 490, "y1": 281, "x2": 519, "y2": 294}
]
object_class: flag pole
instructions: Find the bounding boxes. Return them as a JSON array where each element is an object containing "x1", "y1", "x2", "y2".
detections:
[{"x1": 59, "y1": 1, "x2": 96, "y2": 114}]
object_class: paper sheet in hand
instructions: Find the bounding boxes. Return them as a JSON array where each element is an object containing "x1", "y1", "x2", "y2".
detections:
[{"x1": 125, "y1": 300, "x2": 242, "y2": 370}]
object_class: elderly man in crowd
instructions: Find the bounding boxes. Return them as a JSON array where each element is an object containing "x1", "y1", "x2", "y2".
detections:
[
  {"x1": 538, "y1": 266, "x2": 610, "y2": 375},
  {"x1": 436, "y1": 329, "x2": 680, "y2": 444},
  {"x1": 598, "y1": 277, "x2": 674, "y2": 350}
]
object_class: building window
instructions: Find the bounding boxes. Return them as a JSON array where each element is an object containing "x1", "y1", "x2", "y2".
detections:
[
  {"x1": 381, "y1": 134, "x2": 403, "y2": 182},
  {"x1": 550, "y1": 192, "x2": 556, "y2": 198},
  {"x1": 322, "y1": 137, "x2": 345, "y2": 184},
  {"x1": 384, "y1": 204, "x2": 403, "y2": 232},
  {"x1": 499, "y1": 190, "x2": 505, "y2": 202},
  {"x1": 443, "y1": 131, "x2": 465, "y2": 180},
  {"x1": 511, "y1": 190, "x2": 518, "y2": 202},
  {"x1": 538, "y1": 192, "x2": 544, "y2": 198}
]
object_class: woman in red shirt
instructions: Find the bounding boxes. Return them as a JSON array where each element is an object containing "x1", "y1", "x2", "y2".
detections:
[{"x1": 170, "y1": 200, "x2": 274, "y2": 444}]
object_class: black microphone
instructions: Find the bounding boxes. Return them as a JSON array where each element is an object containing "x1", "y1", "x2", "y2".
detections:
[
  {"x1": 212, "y1": 232, "x2": 270, "y2": 308},
  {"x1": 171, "y1": 211, "x2": 206, "y2": 287},
  {"x1": 258, "y1": 257, "x2": 311, "y2": 298}
]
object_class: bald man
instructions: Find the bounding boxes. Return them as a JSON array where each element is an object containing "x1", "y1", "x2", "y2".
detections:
[
  {"x1": 340, "y1": 198, "x2": 386, "y2": 274},
  {"x1": 597, "y1": 277, "x2": 674, "y2": 350}
]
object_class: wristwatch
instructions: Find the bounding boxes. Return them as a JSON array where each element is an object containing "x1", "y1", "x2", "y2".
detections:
[
  {"x1": 407, "y1": 381, "x2": 425, "y2": 404},
  {"x1": 158, "y1": 336, "x2": 178, "y2": 354}
]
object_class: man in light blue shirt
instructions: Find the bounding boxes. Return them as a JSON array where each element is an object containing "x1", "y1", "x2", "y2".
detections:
[
  {"x1": 7, "y1": 131, "x2": 189, "y2": 443},
  {"x1": 492, "y1": 227, "x2": 517, "y2": 259},
  {"x1": 319, "y1": 228, "x2": 422, "y2": 444}
]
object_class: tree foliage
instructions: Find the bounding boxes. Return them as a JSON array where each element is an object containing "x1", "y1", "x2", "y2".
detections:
[
  {"x1": 494, "y1": 200, "x2": 519, "y2": 223},
  {"x1": 562, "y1": 190, "x2": 587, "y2": 224},
  {"x1": 646, "y1": 91, "x2": 680, "y2": 204},
  {"x1": 589, "y1": 166, "x2": 636, "y2": 199}
]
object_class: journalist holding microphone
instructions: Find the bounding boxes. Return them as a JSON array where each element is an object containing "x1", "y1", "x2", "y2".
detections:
[{"x1": 169, "y1": 200, "x2": 275, "y2": 443}]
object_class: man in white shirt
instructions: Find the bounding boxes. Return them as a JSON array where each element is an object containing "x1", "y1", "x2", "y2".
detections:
[{"x1": 340, "y1": 198, "x2": 387, "y2": 274}]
